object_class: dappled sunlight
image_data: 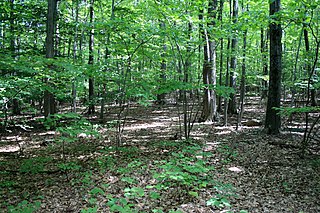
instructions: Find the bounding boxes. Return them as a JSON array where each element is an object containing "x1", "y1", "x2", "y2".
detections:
[
  {"x1": 37, "y1": 131, "x2": 56, "y2": 136},
  {"x1": 125, "y1": 121, "x2": 171, "y2": 131},
  {"x1": 228, "y1": 166, "x2": 244, "y2": 173},
  {"x1": 204, "y1": 142, "x2": 221, "y2": 152},
  {"x1": 0, "y1": 145, "x2": 20, "y2": 153},
  {"x1": 215, "y1": 130, "x2": 233, "y2": 135},
  {"x1": 3, "y1": 136, "x2": 25, "y2": 141}
]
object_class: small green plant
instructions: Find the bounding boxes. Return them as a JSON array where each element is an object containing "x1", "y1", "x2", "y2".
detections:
[
  {"x1": 121, "y1": 177, "x2": 137, "y2": 184},
  {"x1": 90, "y1": 187, "x2": 105, "y2": 196},
  {"x1": 75, "y1": 171, "x2": 94, "y2": 187},
  {"x1": 282, "y1": 181, "x2": 292, "y2": 193},
  {"x1": 19, "y1": 157, "x2": 53, "y2": 174},
  {"x1": 0, "y1": 180, "x2": 16, "y2": 188},
  {"x1": 124, "y1": 187, "x2": 145, "y2": 198},
  {"x1": 310, "y1": 158, "x2": 320, "y2": 168},
  {"x1": 40, "y1": 113, "x2": 81, "y2": 130},
  {"x1": 106, "y1": 196, "x2": 136, "y2": 213},
  {"x1": 7, "y1": 200, "x2": 41, "y2": 213},
  {"x1": 81, "y1": 187, "x2": 105, "y2": 213},
  {"x1": 152, "y1": 146, "x2": 215, "y2": 191},
  {"x1": 149, "y1": 191, "x2": 161, "y2": 200},
  {"x1": 206, "y1": 196, "x2": 231, "y2": 209},
  {"x1": 57, "y1": 162, "x2": 82, "y2": 171},
  {"x1": 81, "y1": 207, "x2": 98, "y2": 213}
]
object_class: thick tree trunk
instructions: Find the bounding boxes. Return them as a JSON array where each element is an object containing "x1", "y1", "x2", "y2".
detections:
[
  {"x1": 265, "y1": 0, "x2": 282, "y2": 134},
  {"x1": 88, "y1": 0, "x2": 95, "y2": 114},
  {"x1": 44, "y1": 0, "x2": 57, "y2": 118}
]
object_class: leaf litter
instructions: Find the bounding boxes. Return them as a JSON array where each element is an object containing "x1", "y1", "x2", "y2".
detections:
[{"x1": 0, "y1": 103, "x2": 319, "y2": 212}]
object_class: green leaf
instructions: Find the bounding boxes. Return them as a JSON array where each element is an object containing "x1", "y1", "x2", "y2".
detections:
[{"x1": 188, "y1": 191, "x2": 199, "y2": 197}]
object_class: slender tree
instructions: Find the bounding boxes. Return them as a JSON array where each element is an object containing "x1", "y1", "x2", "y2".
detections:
[
  {"x1": 265, "y1": 0, "x2": 282, "y2": 134},
  {"x1": 223, "y1": 0, "x2": 232, "y2": 126},
  {"x1": 303, "y1": 24, "x2": 317, "y2": 106},
  {"x1": 217, "y1": 0, "x2": 224, "y2": 113},
  {"x1": 228, "y1": 0, "x2": 238, "y2": 114},
  {"x1": 88, "y1": 0, "x2": 95, "y2": 114},
  {"x1": 9, "y1": 0, "x2": 21, "y2": 115},
  {"x1": 237, "y1": 3, "x2": 248, "y2": 129},
  {"x1": 156, "y1": 21, "x2": 167, "y2": 105},
  {"x1": 71, "y1": 0, "x2": 79, "y2": 113},
  {"x1": 260, "y1": 28, "x2": 269, "y2": 102},
  {"x1": 200, "y1": 0, "x2": 218, "y2": 122}
]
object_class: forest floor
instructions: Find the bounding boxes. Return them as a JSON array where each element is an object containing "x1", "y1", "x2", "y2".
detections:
[{"x1": 0, "y1": 97, "x2": 320, "y2": 213}]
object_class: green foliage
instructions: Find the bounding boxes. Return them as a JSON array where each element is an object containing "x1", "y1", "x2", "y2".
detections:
[
  {"x1": 124, "y1": 187, "x2": 145, "y2": 198},
  {"x1": 90, "y1": 187, "x2": 105, "y2": 196},
  {"x1": 0, "y1": 180, "x2": 16, "y2": 188},
  {"x1": 206, "y1": 196, "x2": 231, "y2": 209},
  {"x1": 7, "y1": 200, "x2": 41, "y2": 213},
  {"x1": 19, "y1": 157, "x2": 53, "y2": 174},
  {"x1": 217, "y1": 145, "x2": 238, "y2": 163},
  {"x1": 277, "y1": 106, "x2": 320, "y2": 116},
  {"x1": 152, "y1": 144, "x2": 216, "y2": 192},
  {"x1": 121, "y1": 177, "x2": 138, "y2": 184},
  {"x1": 81, "y1": 207, "x2": 98, "y2": 213},
  {"x1": 106, "y1": 196, "x2": 136, "y2": 213},
  {"x1": 57, "y1": 162, "x2": 82, "y2": 171}
]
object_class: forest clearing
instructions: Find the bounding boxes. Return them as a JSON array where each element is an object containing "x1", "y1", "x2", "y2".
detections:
[{"x1": 1, "y1": 0, "x2": 320, "y2": 212}]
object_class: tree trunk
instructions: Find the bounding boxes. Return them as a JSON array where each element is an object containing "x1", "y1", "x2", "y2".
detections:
[
  {"x1": 265, "y1": 0, "x2": 282, "y2": 134},
  {"x1": 200, "y1": 0, "x2": 218, "y2": 122},
  {"x1": 44, "y1": 0, "x2": 57, "y2": 118},
  {"x1": 237, "y1": 3, "x2": 248, "y2": 129},
  {"x1": 261, "y1": 29, "x2": 269, "y2": 101},
  {"x1": 228, "y1": 0, "x2": 238, "y2": 114},
  {"x1": 303, "y1": 25, "x2": 317, "y2": 106},
  {"x1": 217, "y1": 0, "x2": 224, "y2": 113},
  {"x1": 71, "y1": 0, "x2": 79, "y2": 113},
  {"x1": 291, "y1": 28, "x2": 303, "y2": 108},
  {"x1": 156, "y1": 22, "x2": 167, "y2": 105},
  {"x1": 100, "y1": 0, "x2": 115, "y2": 120},
  {"x1": 88, "y1": 0, "x2": 95, "y2": 114},
  {"x1": 224, "y1": 38, "x2": 231, "y2": 125},
  {"x1": 9, "y1": 0, "x2": 21, "y2": 115}
]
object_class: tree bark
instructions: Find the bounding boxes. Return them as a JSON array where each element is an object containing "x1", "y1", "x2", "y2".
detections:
[
  {"x1": 200, "y1": 0, "x2": 218, "y2": 122},
  {"x1": 228, "y1": 0, "x2": 238, "y2": 114},
  {"x1": 265, "y1": 0, "x2": 282, "y2": 134},
  {"x1": 88, "y1": 0, "x2": 95, "y2": 114},
  {"x1": 44, "y1": 0, "x2": 57, "y2": 118},
  {"x1": 303, "y1": 25, "x2": 317, "y2": 106},
  {"x1": 217, "y1": 0, "x2": 224, "y2": 113},
  {"x1": 9, "y1": 0, "x2": 21, "y2": 115},
  {"x1": 156, "y1": 22, "x2": 167, "y2": 105},
  {"x1": 261, "y1": 29, "x2": 269, "y2": 101},
  {"x1": 71, "y1": 0, "x2": 79, "y2": 113},
  {"x1": 237, "y1": 4, "x2": 248, "y2": 129}
]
